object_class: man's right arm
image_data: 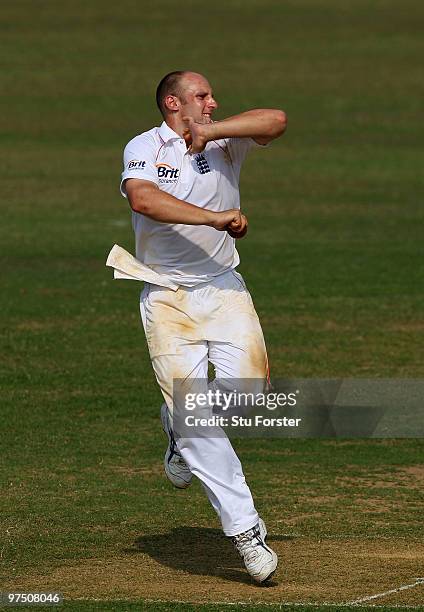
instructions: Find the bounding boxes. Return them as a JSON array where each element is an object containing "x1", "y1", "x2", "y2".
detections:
[{"x1": 125, "y1": 178, "x2": 247, "y2": 233}]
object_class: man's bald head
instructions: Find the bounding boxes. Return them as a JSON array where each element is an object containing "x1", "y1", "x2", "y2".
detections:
[{"x1": 156, "y1": 71, "x2": 206, "y2": 118}]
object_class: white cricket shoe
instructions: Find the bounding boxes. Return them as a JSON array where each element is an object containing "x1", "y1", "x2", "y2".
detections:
[
  {"x1": 231, "y1": 519, "x2": 278, "y2": 583},
  {"x1": 160, "y1": 404, "x2": 192, "y2": 489}
]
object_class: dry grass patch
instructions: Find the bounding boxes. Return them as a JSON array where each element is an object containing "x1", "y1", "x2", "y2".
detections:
[{"x1": 4, "y1": 536, "x2": 424, "y2": 606}]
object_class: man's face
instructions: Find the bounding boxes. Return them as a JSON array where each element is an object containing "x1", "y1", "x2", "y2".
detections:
[{"x1": 177, "y1": 73, "x2": 218, "y2": 124}]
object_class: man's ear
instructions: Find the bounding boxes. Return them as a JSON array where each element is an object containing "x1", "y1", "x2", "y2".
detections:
[{"x1": 164, "y1": 95, "x2": 180, "y2": 113}]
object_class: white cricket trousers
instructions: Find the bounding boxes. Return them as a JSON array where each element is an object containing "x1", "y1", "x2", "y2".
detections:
[{"x1": 139, "y1": 269, "x2": 268, "y2": 536}]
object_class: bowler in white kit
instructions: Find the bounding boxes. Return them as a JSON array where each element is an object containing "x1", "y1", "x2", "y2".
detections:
[{"x1": 119, "y1": 71, "x2": 286, "y2": 583}]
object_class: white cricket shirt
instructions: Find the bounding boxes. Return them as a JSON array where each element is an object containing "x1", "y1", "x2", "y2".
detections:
[{"x1": 120, "y1": 121, "x2": 258, "y2": 287}]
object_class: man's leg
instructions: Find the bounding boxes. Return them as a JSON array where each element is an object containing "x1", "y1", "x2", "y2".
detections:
[
  {"x1": 204, "y1": 274, "x2": 278, "y2": 583},
  {"x1": 139, "y1": 284, "x2": 259, "y2": 535}
]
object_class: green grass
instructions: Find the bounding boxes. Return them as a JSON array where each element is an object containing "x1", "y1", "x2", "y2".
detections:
[
  {"x1": 35, "y1": 604, "x2": 424, "y2": 612},
  {"x1": 3, "y1": 605, "x2": 422, "y2": 612},
  {"x1": 1, "y1": 0, "x2": 424, "y2": 609}
]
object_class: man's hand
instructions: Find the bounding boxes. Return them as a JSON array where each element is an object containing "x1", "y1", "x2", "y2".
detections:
[
  {"x1": 209, "y1": 210, "x2": 248, "y2": 239},
  {"x1": 227, "y1": 213, "x2": 248, "y2": 239},
  {"x1": 182, "y1": 116, "x2": 208, "y2": 154},
  {"x1": 210, "y1": 209, "x2": 243, "y2": 231}
]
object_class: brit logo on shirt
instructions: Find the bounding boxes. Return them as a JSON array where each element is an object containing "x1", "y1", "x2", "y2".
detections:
[{"x1": 195, "y1": 154, "x2": 211, "y2": 174}]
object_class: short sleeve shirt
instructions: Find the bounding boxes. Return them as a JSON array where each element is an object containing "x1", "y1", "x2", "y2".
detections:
[{"x1": 120, "y1": 121, "x2": 259, "y2": 287}]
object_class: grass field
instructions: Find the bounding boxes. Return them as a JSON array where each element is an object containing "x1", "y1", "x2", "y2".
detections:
[{"x1": 1, "y1": 0, "x2": 424, "y2": 610}]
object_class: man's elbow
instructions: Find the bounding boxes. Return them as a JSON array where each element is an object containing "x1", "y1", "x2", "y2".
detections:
[
  {"x1": 271, "y1": 110, "x2": 287, "y2": 138},
  {"x1": 254, "y1": 109, "x2": 287, "y2": 145},
  {"x1": 129, "y1": 195, "x2": 150, "y2": 215},
  {"x1": 127, "y1": 183, "x2": 156, "y2": 215}
]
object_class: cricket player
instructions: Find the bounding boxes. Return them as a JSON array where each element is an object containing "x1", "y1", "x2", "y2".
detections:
[{"x1": 119, "y1": 71, "x2": 286, "y2": 583}]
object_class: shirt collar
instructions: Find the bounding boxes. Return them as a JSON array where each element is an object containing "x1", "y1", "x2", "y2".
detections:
[{"x1": 158, "y1": 121, "x2": 181, "y2": 143}]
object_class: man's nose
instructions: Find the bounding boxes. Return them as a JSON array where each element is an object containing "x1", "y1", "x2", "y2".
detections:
[{"x1": 208, "y1": 97, "x2": 218, "y2": 110}]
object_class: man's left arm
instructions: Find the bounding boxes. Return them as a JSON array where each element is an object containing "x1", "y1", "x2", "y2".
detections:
[{"x1": 184, "y1": 109, "x2": 287, "y2": 153}]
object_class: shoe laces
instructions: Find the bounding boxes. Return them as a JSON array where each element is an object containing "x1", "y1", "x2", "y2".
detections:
[
  {"x1": 232, "y1": 525, "x2": 262, "y2": 563},
  {"x1": 167, "y1": 417, "x2": 183, "y2": 460},
  {"x1": 168, "y1": 427, "x2": 189, "y2": 469}
]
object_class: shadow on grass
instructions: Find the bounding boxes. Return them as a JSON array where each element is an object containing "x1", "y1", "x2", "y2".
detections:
[{"x1": 124, "y1": 527, "x2": 294, "y2": 586}]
